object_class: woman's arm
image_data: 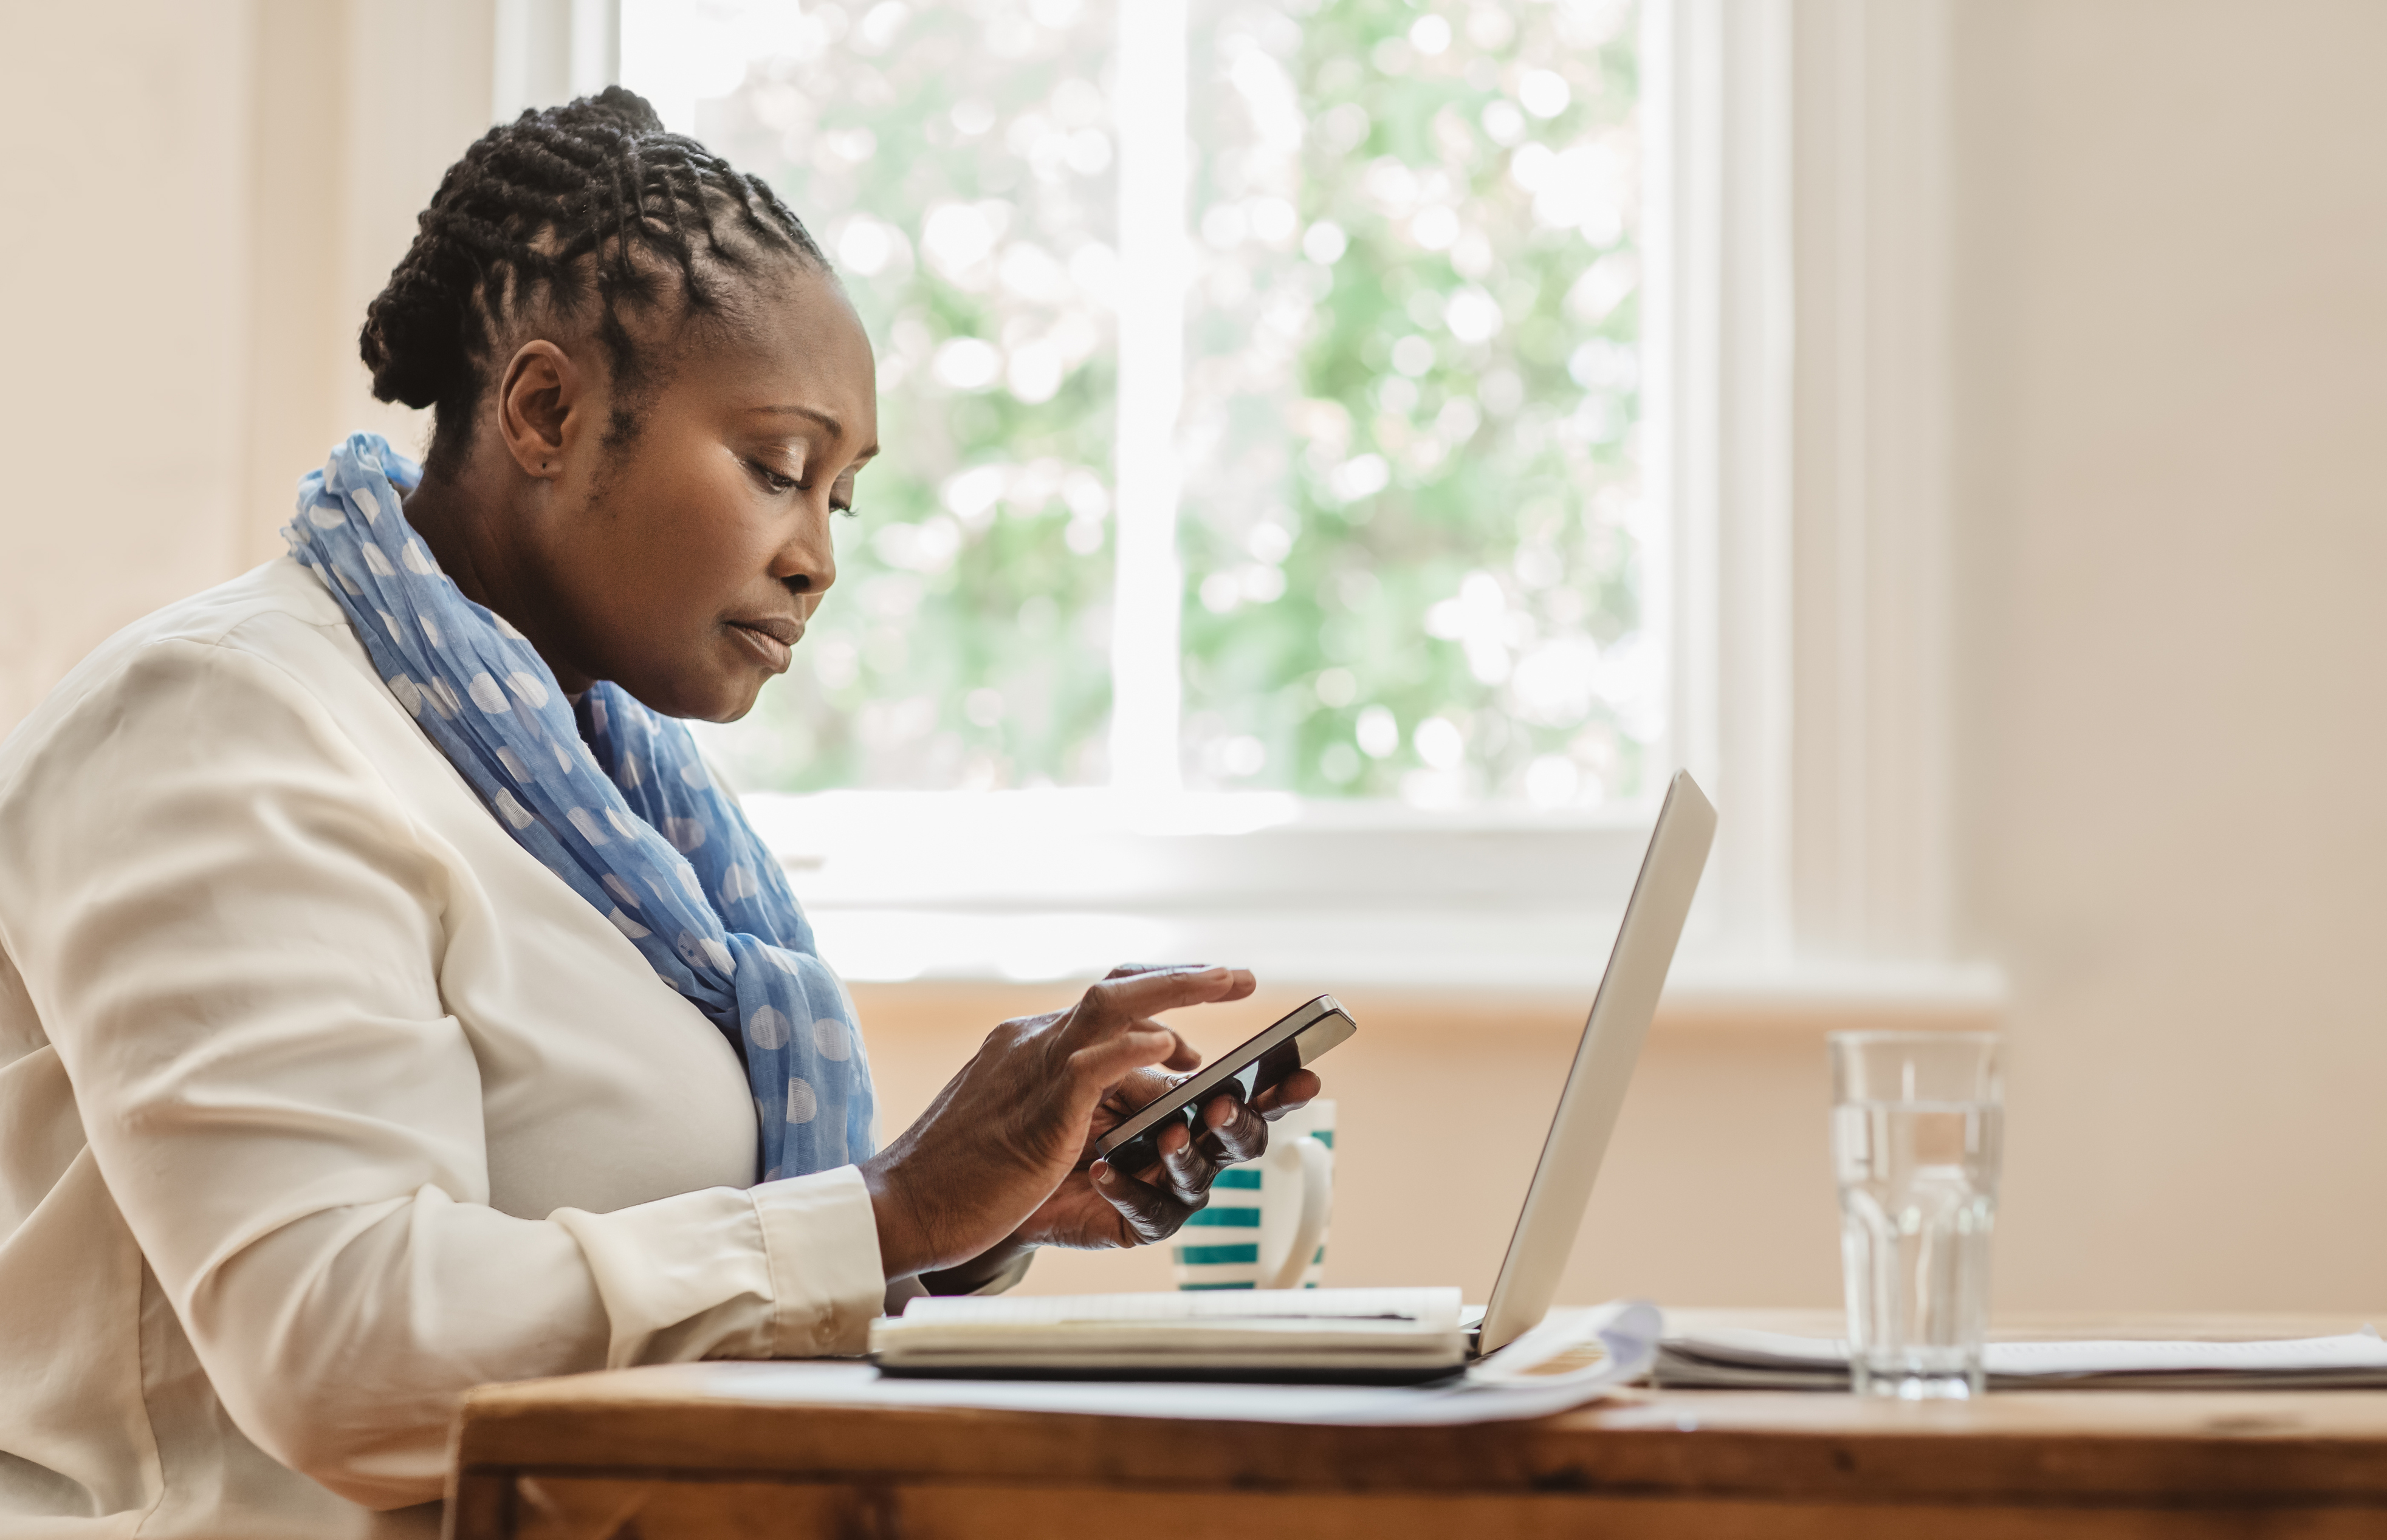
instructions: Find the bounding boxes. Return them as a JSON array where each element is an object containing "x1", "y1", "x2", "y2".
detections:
[{"x1": 0, "y1": 635, "x2": 882, "y2": 1510}]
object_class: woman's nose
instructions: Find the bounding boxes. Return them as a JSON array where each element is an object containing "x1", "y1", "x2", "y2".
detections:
[{"x1": 772, "y1": 515, "x2": 837, "y2": 597}]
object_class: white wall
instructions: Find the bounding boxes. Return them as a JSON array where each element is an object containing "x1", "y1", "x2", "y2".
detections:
[
  {"x1": 1951, "y1": 0, "x2": 2387, "y2": 1310},
  {"x1": 0, "y1": 0, "x2": 491, "y2": 734},
  {"x1": 0, "y1": 1, "x2": 256, "y2": 730}
]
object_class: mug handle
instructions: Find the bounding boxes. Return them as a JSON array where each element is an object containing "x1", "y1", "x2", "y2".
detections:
[{"x1": 1260, "y1": 1135, "x2": 1334, "y2": 1290}]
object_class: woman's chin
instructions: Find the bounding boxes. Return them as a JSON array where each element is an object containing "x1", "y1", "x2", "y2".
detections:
[
  {"x1": 694, "y1": 669, "x2": 771, "y2": 724},
  {"x1": 609, "y1": 666, "x2": 763, "y2": 725},
  {"x1": 706, "y1": 687, "x2": 766, "y2": 724}
]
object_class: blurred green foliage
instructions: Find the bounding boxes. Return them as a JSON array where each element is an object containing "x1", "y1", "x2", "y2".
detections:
[{"x1": 689, "y1": 0, "x2": 1653, "y2": 807}]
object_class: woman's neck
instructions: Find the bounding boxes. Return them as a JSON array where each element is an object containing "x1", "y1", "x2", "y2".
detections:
[{"x1": 401, "y1": 468, "x2": 597, "y2": 695}]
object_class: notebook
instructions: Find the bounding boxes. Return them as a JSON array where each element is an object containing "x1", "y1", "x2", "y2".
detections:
[
  {"x1": 870, "y1": 1287, "x2": 1468, "y2": 1383},
  {"x1": 1656, "y1": 1325, "x2": 2387, "y2": 1391}
]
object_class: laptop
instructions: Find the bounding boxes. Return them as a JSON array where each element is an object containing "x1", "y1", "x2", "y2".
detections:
[
  {"x1": 870, "y1": 771, "x2": 1716, "y2": 1380},
  {"x1": 1468, "y1": 767, "x2": 1716, "y2": 1356}
]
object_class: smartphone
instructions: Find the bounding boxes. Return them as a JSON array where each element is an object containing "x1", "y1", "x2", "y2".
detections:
[{"x1": 1095, "y1": 994, "x2": 1356, "y2": 1177}]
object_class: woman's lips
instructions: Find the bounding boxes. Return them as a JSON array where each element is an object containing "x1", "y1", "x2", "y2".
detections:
[{"x1": 727, "y1": 619, "x2": 798, "y2": 672}]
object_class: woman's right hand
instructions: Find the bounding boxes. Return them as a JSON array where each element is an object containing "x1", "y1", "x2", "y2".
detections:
[{"x1": 857, "y1": 963, "x2": 1256, "y2": 1279}]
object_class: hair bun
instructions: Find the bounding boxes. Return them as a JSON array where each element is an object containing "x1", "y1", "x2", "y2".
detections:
[
  {"x1": 571, "y1": 85, "x2": 666, "y2": 134},
  {"x1": 359, "y1": 261, "x2": 470, "y2": 411}
]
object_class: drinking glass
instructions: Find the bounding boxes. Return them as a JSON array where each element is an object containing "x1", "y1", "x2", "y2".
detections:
[{"x1": 1829, "y1": 1032, "x2": 2004, "y2": 1399}]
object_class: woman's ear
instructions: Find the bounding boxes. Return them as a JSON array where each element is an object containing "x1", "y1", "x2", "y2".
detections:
[{"x1": 493, "y1": 340, "x2": 586, "y2": 482}]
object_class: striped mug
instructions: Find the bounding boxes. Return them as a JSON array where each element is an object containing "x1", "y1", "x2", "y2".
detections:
[{"x1": 1172, "y1": 1100, "x2": 1334, "y2": 1290}]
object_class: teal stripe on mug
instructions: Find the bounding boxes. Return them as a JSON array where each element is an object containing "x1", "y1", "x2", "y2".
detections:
[
  {"x1": 1175, "y1": 1243, "x2": 1260, "y2": 1265},
  {"x1": 1214, "y1": 1168, "x2": 1262, "y2": 1189},
  {"x1": 1184, "y1": 1206, "x2": 1261, "y2": 1228},
  {"x1": 1180, "y1": 1281, "x2": 1257, "y2": 1290},
  {"x1": 1311, "y1": 1131, "x2": 1334, "y2": 1148}
]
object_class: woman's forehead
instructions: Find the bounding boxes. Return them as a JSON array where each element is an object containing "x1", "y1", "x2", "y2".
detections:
[{"x1": 687, "y1": 273, "x2": 877, "y2": 437}]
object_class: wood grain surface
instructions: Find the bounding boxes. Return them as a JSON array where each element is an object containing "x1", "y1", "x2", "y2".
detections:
[{"x1": 446, "y1": 1313, "x2": 2387, "y2": 1539}]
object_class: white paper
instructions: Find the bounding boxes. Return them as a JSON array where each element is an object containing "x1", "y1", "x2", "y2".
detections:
[
  {"x1": 1659, "y1": 1324, "x2": 2387, "y2": 1390},
  {"x1": 767, "y1": 1299, "x2": 1661, "y2": 1427},
  {"x1": 1987, "y1": 1329, "x2": 2387, "y2": 1376}
]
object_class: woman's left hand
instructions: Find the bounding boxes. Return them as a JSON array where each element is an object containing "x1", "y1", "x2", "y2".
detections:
[{"x1": 919, "y1": 964, "x2": 1324, "y2": 1292}]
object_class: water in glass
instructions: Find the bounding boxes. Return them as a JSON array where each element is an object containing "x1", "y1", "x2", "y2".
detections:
[{"x1": 1829, "y1": 1033, "x2": 2003, "y2": 1399}]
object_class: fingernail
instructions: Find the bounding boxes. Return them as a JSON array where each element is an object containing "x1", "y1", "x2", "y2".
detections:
[{"x1": 1093, "y1": 1161, "x2": 1113, "y2": 1184}]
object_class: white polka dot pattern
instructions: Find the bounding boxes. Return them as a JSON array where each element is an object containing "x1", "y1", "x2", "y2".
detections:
[
  {"x1": 468, "y1": 674, "x2": 509, "y2": 713},
  {"x1": 747, "y1": 1005, "x2": 791, "y2": 1050}
]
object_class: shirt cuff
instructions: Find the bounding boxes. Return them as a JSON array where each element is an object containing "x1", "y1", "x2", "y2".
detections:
[{"x1": 752, "y1": 1164, "x2": 886, "y2": 1358}]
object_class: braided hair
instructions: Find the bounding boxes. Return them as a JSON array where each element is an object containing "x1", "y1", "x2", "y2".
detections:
[{"x1": 361, "y1": 87, "x2": 829, "y2": 476}]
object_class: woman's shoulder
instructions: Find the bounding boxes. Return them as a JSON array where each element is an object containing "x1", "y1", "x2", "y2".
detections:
[
  {"x1": 108, "y1": 556, "x2": 354, "y2": 660},
  {"x1": 1, "y1": 559, "x2": 390, "y2": 787}
]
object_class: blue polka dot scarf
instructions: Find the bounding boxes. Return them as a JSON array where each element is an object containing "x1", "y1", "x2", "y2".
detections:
[{"x1": 284, "y1": 433, "x2": 875, "y2": 1182}]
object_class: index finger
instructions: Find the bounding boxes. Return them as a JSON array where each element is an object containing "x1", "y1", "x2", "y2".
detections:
[
  {"x1": 1103, "y1": 962, "x2": 1227, "y2": 980},
  {"x1": 1070, "y1": 965, "x2": 1256, "y2": 1042}
]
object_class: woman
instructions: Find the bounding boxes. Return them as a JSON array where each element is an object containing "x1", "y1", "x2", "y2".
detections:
[{"x1": 0, "y1": 89, "x2": 1317, "y2": 1538}]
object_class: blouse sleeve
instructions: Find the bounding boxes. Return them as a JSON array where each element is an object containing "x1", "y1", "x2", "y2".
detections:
[{"x1": 0, "y1": 636, "x2": 885, "y2": 1510}]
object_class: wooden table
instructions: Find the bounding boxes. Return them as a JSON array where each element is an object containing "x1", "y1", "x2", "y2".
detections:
[{"x1": 447, "y1": 1313, "x2": 2387, "y2": 1539}]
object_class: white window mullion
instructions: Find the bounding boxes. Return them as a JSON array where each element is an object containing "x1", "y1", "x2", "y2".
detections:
[
  {"x1": 1657, "y1": 0, "x2": 1798, "y2": 965},
  {"x1": 1788, "y1": 0, "x2": 1957, "y2": 963},
  {"x1": 1108, "y1": 0, "x2": 1189, "y2": 795},
  {"x1": 494, "y1": 0, "x2": 619, "y2": 124},
  {"x1": 569, "y1": 0, "x2": 620, "y2": 98}
]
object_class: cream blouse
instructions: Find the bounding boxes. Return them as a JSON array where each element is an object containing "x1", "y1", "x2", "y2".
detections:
[{"x1": 0, "y1": 560, "x2": 908, "y2": 1538}]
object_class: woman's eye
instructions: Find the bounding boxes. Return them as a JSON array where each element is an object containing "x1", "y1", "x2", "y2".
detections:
[{"x1": 749, "y1": 460, "x2": 800, "y2": 494}]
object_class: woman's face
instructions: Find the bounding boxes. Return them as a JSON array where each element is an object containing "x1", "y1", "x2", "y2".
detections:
[{"x1": 507, "y1": 262, "x2": 879, "y2": 722}]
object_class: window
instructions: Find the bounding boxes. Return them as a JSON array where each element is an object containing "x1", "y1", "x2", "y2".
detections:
[
  {"x1": 623, "y1": 0, "x2": 1659, "y2": 813},
  {"x1": 601, "y1": 0, "x2": 1674, "y2": 983},
  {"x1": 586, "y1": 0, "x2": 1984, "y2": 1001}
]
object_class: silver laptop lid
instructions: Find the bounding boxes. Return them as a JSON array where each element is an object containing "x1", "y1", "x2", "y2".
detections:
[{"x1": 1475, "y1": 769, "x2": 1717, "y2": 1355}]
